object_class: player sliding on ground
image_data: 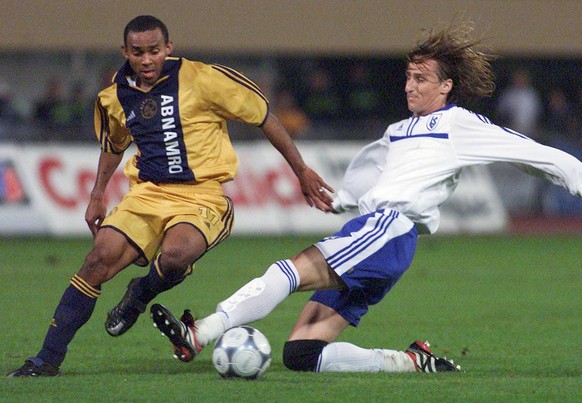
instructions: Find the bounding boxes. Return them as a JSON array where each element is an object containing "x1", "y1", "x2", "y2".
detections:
[{"x1": 151, "y1": 21, "x2": 582, "y2": 373}]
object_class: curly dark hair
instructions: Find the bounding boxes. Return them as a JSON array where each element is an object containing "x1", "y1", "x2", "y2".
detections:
[
  {"x1": 124, "y1": 15, "x2": 169, "y2": 46},
  {"x1": 407, "y1": 21, "x2": 497, "y2": 104}
]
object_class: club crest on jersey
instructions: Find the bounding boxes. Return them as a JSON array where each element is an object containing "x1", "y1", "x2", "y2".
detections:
[
  {"x1": 427, "y1": 114, "x2": 441, "y2": 131},
  {"x1": 140, "y1": 98, "x2": 157, "y2": 119}
]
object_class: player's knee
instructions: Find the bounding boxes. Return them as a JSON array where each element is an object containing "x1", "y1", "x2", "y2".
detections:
[
  {"x1": 155, "y1": 253, "x2": 191, "y2": 281},
  {"x1": 160, "y1": 242, "x2": 203, "y2": 276},
  {"x1": 79, "y1": 247, "x2": 120, "y2": 284},
  {"x1": 158, "y1": 247, "x2": 184, "y2": 268},
  {"x1": 283, "y1": 340, "x2": 328, "y2": 372}
]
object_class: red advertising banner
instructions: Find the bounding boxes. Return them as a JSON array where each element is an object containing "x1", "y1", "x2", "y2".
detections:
[{"x1": 0, "y1": 142, "x2": 507, "y2": 236}]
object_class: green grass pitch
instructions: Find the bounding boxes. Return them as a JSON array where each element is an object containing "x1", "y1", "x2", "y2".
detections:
[{"x1": 1, "y1": 234, "x2": 580, "y2": 401}]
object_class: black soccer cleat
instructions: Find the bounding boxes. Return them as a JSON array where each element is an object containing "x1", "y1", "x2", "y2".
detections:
[
  {"x1": 6, "y1": 358, "x2": 60, "y2": 378},
  {"x1": 105, "y1": 278, "x2": 147, "y2": 337},
  {"x1": 150, "y1": 303, "x2": 202, "y2": 362},
  {"x1": 405, "y1": 340, "x2": 461, "y2": 372}
]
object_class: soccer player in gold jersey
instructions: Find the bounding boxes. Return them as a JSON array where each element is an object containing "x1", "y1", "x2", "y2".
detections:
[{"x1": 6, "y1": 15, "x2": 332, "y2": 377}]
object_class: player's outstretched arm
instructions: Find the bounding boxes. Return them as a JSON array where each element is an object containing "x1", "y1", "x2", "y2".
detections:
[{"x1": 260, "y1": 112, "x2": 334, "y2": 212}]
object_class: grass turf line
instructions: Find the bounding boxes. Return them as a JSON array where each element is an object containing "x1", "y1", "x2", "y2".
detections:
[{"x1": 1, "y1": 234, "x2": 580, "y2": 401}]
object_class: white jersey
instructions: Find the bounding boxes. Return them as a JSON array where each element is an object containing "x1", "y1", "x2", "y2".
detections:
[{"x1": 333, "y1": 104, "x2": 582, "y2": 234}]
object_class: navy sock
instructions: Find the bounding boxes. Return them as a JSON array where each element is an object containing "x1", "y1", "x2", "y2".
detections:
[
  {"x1": 133, "y1": 254, "x2": 191, "y2": 304},
  {"x1": 37, "y1": 275, "x2": 100, "y2": 367}
]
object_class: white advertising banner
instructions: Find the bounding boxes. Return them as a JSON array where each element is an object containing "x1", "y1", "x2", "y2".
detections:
[
  {"x1": 0, "y1": 144, "x2": 131, "y2": 235},
  {"x1": 222, "y1": 142, "x2": 357, "y2": 234},
  {"x1": 0, "y1": 142, "x2": 507, "y2": 235},
  {"x1": 0, "y1": 144, "x2": 49, "y2": 234}
]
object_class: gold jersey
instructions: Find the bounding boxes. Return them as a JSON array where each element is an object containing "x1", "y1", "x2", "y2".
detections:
[{"x1": 94, "y1": 57, "x2": 269, "y2": 184}]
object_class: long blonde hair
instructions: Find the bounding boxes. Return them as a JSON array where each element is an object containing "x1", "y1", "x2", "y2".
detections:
[{"x1": 407, "y1": 21, "x2": 497, "y2": 104}]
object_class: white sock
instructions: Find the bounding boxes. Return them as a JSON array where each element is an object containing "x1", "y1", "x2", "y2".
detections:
[
  {"x1": 318, "y1": 342, "x2": 416, "y2": 373},
  {"x1": 195, "y1": 260, "x2": 299, "y2": 347},
  {"x1": 192, "y1": 312, "x2": 226, "y2": 348},
  {"x1": 382, "y1": 349, "x2": 416, "y2": 372}
]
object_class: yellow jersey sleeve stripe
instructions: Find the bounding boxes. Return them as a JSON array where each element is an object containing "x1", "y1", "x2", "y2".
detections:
[
  {"x1": 211, "y1": 64, "x2": 268, "y2": 104},
  {"x1": 95, "y1": 98, "x2": 112, "y2": 153},
  {"x1": 95, "y1": 91, "x2": 132, "y2": 155},
  {"x1": 95, "y1": 98, "x2": 129, "y2": 154}
]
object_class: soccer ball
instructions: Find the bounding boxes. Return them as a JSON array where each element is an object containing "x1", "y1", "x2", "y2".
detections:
[{"x1": 212, "y1": 326, "x2": 272, "y2": 380}]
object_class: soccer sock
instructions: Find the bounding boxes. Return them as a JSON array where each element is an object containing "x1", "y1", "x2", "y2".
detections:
[
  {"x1": 195, "y1": 260, "x2": 299, "y2": 347},
  {"x1": 382, "y1": 348, "x2": 417, "y2": 372},
  {"x1": 134, "y1": 254, "x2": 191, "y2": 304},
  {"x1": 318, "y1": 342, "x2": 415, "y2": 373},
  {"x1": 36, "y1": 275, "x2": 101, "y2": 367}
]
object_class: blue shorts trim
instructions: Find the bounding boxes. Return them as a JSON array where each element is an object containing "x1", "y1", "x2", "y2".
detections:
[{"x1": 310, "y1": 209, "x2": 418, "y2": 326}]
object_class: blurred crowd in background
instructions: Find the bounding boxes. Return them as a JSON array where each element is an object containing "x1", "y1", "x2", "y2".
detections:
[
  {"x1": 0, "y1": 52, "x2": 580, "y2": 146},
  {"x1": 0, "y1": 52, "x2": 580, "y2": 217}
]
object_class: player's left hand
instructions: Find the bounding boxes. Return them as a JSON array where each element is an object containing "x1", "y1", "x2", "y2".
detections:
[{"x1": 297, "y1": 167, "x2": 334, "y2": 212}]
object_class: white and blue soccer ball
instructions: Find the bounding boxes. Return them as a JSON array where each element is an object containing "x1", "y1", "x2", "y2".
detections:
[{"x1": 212, "y1": 326, "x2": 272, "y2": 380}]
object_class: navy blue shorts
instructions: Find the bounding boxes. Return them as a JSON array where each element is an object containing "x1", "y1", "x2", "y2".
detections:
[{"x1": 311, "y1": 209, "x2": 418, "y2": 326}]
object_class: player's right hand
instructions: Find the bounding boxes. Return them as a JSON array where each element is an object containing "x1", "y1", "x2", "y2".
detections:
[
  {"x1": 85, "y1": 197, "x2": 107, "y2": 237},
  {"x1": 297, "y1": 166, "x2": 334, "y2": 212}
]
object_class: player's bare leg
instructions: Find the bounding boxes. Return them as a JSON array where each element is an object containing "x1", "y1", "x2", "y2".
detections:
[
  {"x1": 6, "y1": 228, "x2": 137, "y2": 377},
  {"x1": 106, "y1": 224, "x2": 206, "y2": 337},
  {"x1": 288, "y1": 301, "x2": 349, "y2": 342}
]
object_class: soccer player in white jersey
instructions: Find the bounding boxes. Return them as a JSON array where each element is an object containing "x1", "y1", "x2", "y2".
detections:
[{"x1": 151, "y1": 22, "x2": 582, "y2": 373}]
